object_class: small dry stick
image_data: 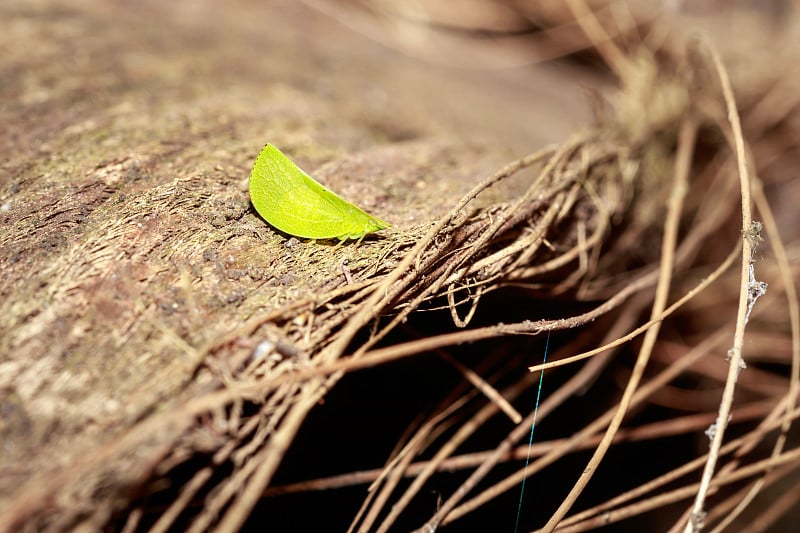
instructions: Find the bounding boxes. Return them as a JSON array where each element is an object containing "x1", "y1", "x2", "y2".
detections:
[{"x1": 682, "y1": 39, "x2": 758, "y2": 533}]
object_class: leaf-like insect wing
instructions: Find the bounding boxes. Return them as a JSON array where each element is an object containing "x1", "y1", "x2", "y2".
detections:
[{"x1": 249, "y1": 144, "x2": 390, "y2": 240}]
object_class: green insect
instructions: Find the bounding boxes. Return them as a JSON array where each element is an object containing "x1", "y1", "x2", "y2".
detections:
[{"x1": 249, "y1": 144, "x2": 390, "y2": 242}]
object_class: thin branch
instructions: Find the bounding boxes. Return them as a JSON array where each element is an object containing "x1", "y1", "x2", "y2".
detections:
[{"x1": 682, "y1": 39, "x2": 757, "y2": 533}]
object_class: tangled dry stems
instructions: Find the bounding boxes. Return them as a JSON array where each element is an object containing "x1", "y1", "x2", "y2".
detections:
[{"x1": 153, "y1": 36, "x2": 797, "y2": 532}]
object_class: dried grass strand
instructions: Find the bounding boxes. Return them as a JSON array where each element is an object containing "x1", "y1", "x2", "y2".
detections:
[{"x1": 680, "y1": 38, "x2": 758, "y2": 533}]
